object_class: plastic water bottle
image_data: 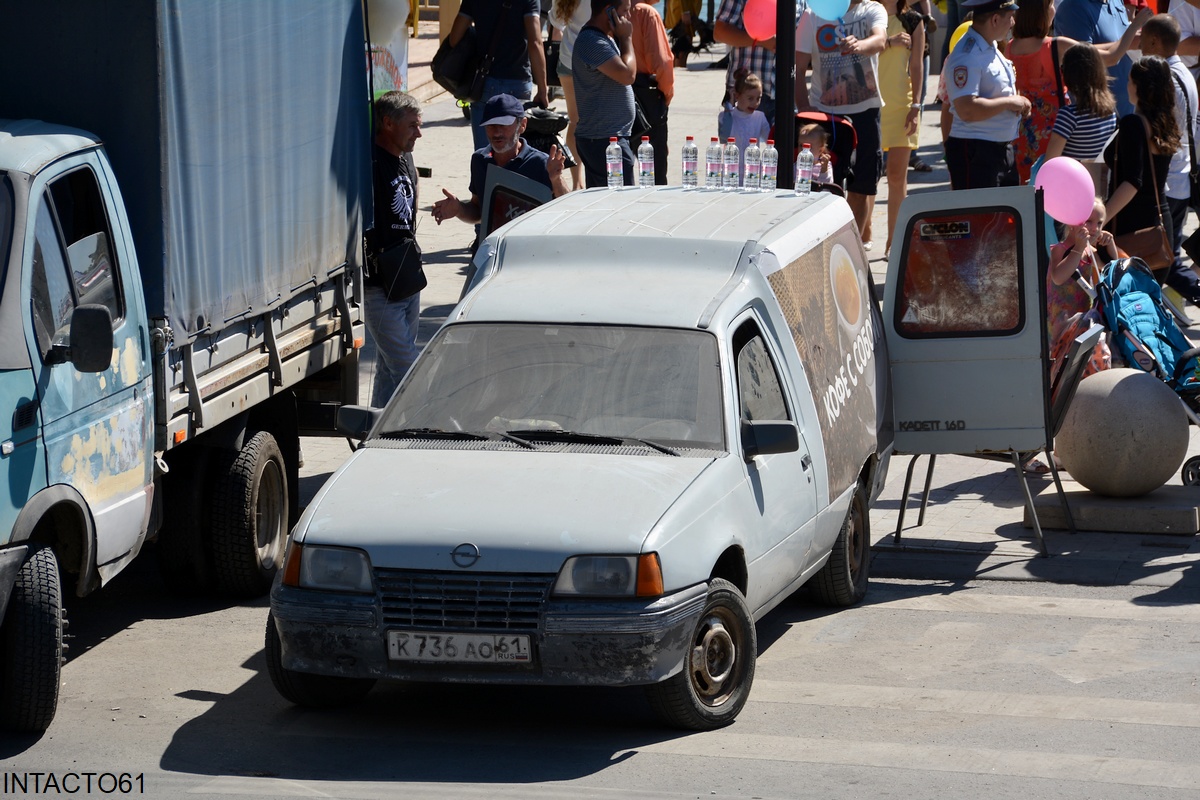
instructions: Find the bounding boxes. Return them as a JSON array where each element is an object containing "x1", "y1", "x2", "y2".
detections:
[
  {"x1": 606, "y1": 137, "x2": 624, "y2": 188},
  {"x1": 761, "y1": 139, "x2": 778, "y2": 192},
  {"x1": 637, "y1": 136, "x2": 655, "y2": 187},
  {"x1": 744, "y1": 138, "x2": 762, "y2": 192},
  {"x1": 723, "y1": 137, "x2": 740, "y2": 190},
  {"x1": 705, "y1": 137, "x2": 722, "y2": 189},
  {"x1": 795, "y1": 143, "x2": 814, "y2": 195},
  {"x1": 681, "y1": 136, "x2": 698, "y2": 188}
]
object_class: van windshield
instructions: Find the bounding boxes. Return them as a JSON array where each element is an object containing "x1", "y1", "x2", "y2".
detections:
[{"x1": 379, "y1": 323, "x2": 725, "y2": 450}]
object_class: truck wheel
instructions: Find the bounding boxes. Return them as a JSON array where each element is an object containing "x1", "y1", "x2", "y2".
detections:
[
  {"x1": 210, "y1": 431, "x2": 289, "y2": 598},
  {"x1": 0, "y1": 546, "x2": 64, "y2": 732},
  {"x1": 645, "y1": 578, "x2": 756, "y2": 730},
  {"x1": 811, "y1": 481, "x2": 870, "y2": 607},
  {"x1": 264, "y1": 614, "x2": 374, "y2": 707}
]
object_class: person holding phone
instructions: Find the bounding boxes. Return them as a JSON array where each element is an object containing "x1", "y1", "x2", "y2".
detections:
[{"x1": 573, "y1": 0, "x2": 638, "y2": 187}]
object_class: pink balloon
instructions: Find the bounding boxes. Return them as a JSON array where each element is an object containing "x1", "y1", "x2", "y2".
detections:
[
  {"x1": 1034, "y1": 157, "x2": 1097, "y2": 226},
  {"x1": 744, "y1": 0, "x2": 776, "y2": 41}
]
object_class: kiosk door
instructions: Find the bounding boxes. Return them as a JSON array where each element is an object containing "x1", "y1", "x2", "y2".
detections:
[{"x1": 883, "y1": 187, "x2": 1048, "y2": 456}]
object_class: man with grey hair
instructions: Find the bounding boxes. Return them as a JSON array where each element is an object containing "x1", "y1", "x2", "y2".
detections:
[{"x1": 364, "y1": 90, "x2": 424, "y2": 407}]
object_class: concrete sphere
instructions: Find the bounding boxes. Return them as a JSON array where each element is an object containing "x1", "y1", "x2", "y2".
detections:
[{"x1": 1056, "y1": 368, "x2": 1189, "y2": 497}]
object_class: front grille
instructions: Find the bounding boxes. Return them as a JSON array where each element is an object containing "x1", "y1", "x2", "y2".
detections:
[{"x1": 376, "y1": 569, "x2": 553, "y2": 632}]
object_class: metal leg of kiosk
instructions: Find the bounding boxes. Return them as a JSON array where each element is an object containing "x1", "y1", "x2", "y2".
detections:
[
  {"x1": 893, "y1": 453, "x2": 937, "y2": 543},
  {"x1": 1011, "y1": 451, "x2": 1050, "y2": 557}
]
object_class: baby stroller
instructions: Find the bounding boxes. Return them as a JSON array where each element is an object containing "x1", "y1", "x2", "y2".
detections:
[
  {"x1": 771, "y1": 111, "x2": 857, "y2": 193},
  {"x1": 1095, "y1": 257, "x2": 1200, "y2": 483}
]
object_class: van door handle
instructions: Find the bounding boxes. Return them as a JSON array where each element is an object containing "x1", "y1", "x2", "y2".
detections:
[{"x1": 801, "y1": 454, "x2": 812, "y2": 471}]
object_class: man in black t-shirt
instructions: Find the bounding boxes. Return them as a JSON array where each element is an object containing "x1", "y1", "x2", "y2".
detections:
[
  {"x1": 448, "y1": 0, "x2": 548, "y2": 151},
  {"x1": 364, "y1": 91, "x2": 424, "y2": 408}
]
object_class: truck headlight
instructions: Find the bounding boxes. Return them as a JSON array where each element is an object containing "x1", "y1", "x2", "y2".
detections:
[
  {"x1": 282, "y1": 542, "x2": 374, "y2": 593},
  {"x1": 553, "y1": 553, "x2": 663, "y2": 598}
]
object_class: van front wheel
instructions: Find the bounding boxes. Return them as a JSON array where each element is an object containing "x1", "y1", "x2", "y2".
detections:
[{"x1": 646, "y1": 578, "x2": 756, "y2": 730}]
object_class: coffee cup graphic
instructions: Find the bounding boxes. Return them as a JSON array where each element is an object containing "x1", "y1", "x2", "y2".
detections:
[{"x1": 829, "y1": 244, "x2": 864, "y2": 334}]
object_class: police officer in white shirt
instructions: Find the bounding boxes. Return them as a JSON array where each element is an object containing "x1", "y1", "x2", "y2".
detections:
[{"x1": 943, "y1": 0, "x2": 1031, "y2": 189}]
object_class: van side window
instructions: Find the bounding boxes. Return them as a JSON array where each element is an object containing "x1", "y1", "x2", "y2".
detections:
[
  {"x1": 734, "y1": 322, "x2": 789, "y2": 421},
  {"x1": 30, "y1": 168, "x2": 123, "y2": 359},
  {"x1": 894, "y1": 209, "x2": 1023, "y2": 338}
]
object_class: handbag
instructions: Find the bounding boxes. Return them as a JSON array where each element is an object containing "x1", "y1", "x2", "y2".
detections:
[
  {"x1": 374, "y1": 233, "x2": 427, "y2": 302},
  {"x1": 1170, "y1": 72, "x2": 1200, "y2": 209},
  {"x1": 1111, "y1": 117, "x2": 1174, "y2": 271},
  {"x1": 431, "y1": 27, "x2": 480, "y2": 101}
]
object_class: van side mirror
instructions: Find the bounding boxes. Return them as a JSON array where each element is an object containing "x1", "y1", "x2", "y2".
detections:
[
  {"x1": 50, "y1": 304, "x2": 114, "y2": 373},
  {"x1": 741, "y1": 420, "x2": 800, "y2": 462},
  {"x1": 336, "y1": 405, "x2": 382, "y2": 440}
]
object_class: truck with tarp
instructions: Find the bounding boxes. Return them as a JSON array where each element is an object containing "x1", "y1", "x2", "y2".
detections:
[{"x1": 0, "y1": 0, "x2": 369, "y2": 731}]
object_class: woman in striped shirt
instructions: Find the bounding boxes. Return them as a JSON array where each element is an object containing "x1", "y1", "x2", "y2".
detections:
[{"x1": 1045, "y1": 44, "x2": 1118, "y2": 161}]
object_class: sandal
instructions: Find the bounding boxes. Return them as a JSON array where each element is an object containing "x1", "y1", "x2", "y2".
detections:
[
  {"x1": 909, "y1": 154, "x2": 933, "y2": 173},
  {"x1": 1021, "y1": 457, "x2": 1051, "y2": 475}
]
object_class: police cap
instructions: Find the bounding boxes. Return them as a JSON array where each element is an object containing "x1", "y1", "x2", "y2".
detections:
[{"x1": 961, "y1": 0, "x2": 1019, "y2": 13}]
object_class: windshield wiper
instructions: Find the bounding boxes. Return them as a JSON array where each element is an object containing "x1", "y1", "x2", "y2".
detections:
[
  {"x1": 380, "y1": 427, "x2": 488, "y2": 441},
  {"x1": 623, "y1": 438, "x2": 680, "y2": 456},
  {"x1": 506, "y1": 429, "x2": 624, "y2": 445}
]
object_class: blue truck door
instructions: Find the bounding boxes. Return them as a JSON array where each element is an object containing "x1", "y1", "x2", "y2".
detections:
[
  {"x1": 24, "y1": 155, "x2": 154, "y2": 580},
  {"x1": 883, "y1": 187, "x2": 1049, "y2": 455}
]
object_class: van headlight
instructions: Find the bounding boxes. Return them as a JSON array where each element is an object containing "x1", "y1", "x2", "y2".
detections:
[
  {"x1": 553, "y1": 553, "x2": 663, "y2": 598},
  {"x1": 282, "y1": 542, "x2": 374, "y2": 593}
]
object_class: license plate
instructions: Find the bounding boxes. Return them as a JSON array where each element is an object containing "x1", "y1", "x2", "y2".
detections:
[{"x1": 387, "y1": 631, "x2": 532, "y2": 664}]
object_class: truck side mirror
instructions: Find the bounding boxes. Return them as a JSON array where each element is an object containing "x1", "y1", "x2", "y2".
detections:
[
  {"x1": 741, "y1": 420, "x2": 800, "y2": 462},
  {"x1": 336, "y1": 405, "x2": 382, "y2": 440},
  {"x1": 50, "y1": 304, "x2": 114, "y2": 373}
]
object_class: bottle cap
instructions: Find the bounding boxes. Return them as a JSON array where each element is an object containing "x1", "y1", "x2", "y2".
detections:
[
  {"x1": 767, "y1": 139, "x2": 774, "y2": 145},
  {"x1": 686, "y1": 135, "x2": 694, "y2": 140},
  {"x1": 728, "y1": 138, "x2": 735, "y2": 143},
  {"x1": 802, "y1": 143, "x2": 812, "y2": 149},
  {"x1": 642, "y1": 135, "x2": 649, "y2": 141},
  {"x1": 711, "y1": 136, "x2": 718, "y2": 141},
  {"x1": 610, "y1": 136, "x2": 617, "y2": 142}
]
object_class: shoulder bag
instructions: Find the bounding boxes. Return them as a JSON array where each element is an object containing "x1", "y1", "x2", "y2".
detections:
[
  {"x1": 374, "y1": 230, "x2": 427, "y2": 302},
  {"x1": 1170, "y1": 72, "x2": 1200, "y2": 210},
  {"x1": 432, "y1": 26, "x2": 480, "y2": 101},
  {"x1": 1112, "y1": 116, "x2": 1174, "y2": 271}
]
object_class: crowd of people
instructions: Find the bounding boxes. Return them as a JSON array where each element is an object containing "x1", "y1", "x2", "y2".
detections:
[{"x1": 364, "y1": 0, "x2": 1200, "y2": 425}]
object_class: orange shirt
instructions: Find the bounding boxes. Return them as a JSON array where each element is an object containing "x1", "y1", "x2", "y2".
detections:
[{"x1": 631, "y1": 2, "x2": 674, "y2": 104}]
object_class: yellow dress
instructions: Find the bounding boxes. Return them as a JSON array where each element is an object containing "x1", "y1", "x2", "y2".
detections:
[
  {"x1": 665, "y1": 0, "x2": 703, "y2": 30},
  {"x1": 879, "y1": 15, "x2": 918, "y2": 151}
]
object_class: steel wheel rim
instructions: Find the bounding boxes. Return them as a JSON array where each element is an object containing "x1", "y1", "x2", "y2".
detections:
[
  {"x1": 255, "y1": 458, "x2": 286, "y2": 570},
  {"x1": 689, "y1": 608, "x2": 741, "y2": 707}
]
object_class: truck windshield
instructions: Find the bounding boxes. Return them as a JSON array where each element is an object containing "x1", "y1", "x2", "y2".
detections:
[{"x1": 380, "y1": 324, "x2": 725, "y2": 450}]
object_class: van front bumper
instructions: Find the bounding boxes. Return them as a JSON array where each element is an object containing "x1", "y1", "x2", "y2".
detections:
[{"x1": 269, "y1": 581, "x2": 708, "y2": 686}]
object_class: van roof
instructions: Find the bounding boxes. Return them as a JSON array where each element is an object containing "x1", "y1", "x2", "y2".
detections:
[
  {"x1": 0, "y1": 119, "x2": 100, "y2": 175},
  {"x1": 459, "y1": 187, "x2": 855, "y2": 328}
]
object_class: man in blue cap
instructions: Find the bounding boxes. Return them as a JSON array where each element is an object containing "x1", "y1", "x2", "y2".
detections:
[
  {"x1": 942, "y1": 0, "x2": 1031, "y2": 190},
  {"x1": 431, "y1": 94, "x2": 568, "y2": 227}
]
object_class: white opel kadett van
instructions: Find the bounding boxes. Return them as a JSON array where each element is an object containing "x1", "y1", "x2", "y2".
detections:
[{"x1": 267, "y1": 187, "x2": 893, "y2": 730}]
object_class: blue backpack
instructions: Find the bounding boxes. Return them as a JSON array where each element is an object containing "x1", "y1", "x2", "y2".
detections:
[{"x1": 1096, "y1": 258, "x2": 1200, "y2": 390}]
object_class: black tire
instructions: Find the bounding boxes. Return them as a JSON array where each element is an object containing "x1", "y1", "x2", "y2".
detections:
[
  {"x1": 811, "y1": 481, "x2": 870, "y2": 607},
  {"x1": 645, "y1": 578, "x2": 756, "y2": 731},
  {"x1": 264, "y1": 614, "x2": 374, "y2": 708},
  {"x1": 1182, "y1": 456, "x2": 1200, "y2": 486},
  {"x1": 0, "y1": 546, "x2": 64, "y2": 732},
  {"x1": 209, "y1": 431, "x2": 289, "y2": 598}
]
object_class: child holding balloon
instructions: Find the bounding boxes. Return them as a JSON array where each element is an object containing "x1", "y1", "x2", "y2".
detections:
[{"x1": 1046, "y1": 196, "x2": 1116, "y2": 380}]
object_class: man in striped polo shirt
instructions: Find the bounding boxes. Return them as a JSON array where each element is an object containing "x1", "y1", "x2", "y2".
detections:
[{"x1": 573, "y1": 0, "x2": 638, "y2": 188}]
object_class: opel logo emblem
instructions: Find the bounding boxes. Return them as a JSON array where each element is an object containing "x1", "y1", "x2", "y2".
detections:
[{"x1": 451, "y1": 542, "x2": 481, "y2": 568}]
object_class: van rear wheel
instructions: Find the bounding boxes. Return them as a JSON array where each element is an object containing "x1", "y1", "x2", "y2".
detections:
[
  {"x1": 209, "y1": 431, "x2": 289, "y2": 598},
  {"x1": 0, "y1": 546, "x2": 64, "y2": 732},
  {"x1": 645, "y1": 578, "x2": 756, "y2": 730},
  {"x1": 811, "y1": 481, "x2": 870, "y2": 607}
]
